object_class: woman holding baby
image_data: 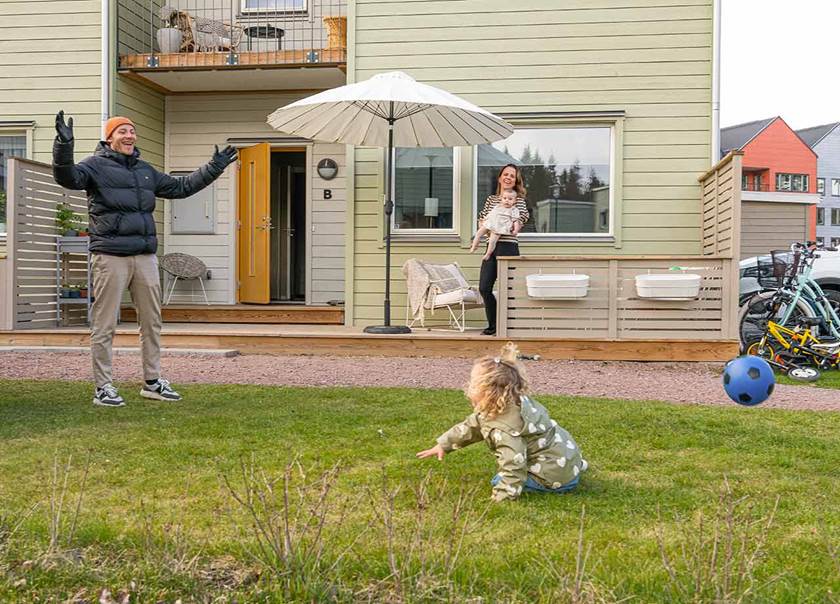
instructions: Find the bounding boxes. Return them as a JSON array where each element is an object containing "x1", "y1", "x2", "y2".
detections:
[{"x1": 474, "y1": 164, "x2": 529, "y2": 336}]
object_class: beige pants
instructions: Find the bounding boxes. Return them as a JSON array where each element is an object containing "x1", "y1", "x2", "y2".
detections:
[{"x1": 90, "y1": 253, "x2": 162, "y2": 387}]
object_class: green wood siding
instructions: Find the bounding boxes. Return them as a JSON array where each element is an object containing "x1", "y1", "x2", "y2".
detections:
[
  {"x1": 114, "y1": 75, "x2": 165, "y2": 248},
  {"x1": 0, "y1": 0, "x2": 102, "y2": 163},
  {"x1": 114, "y1": 76, "x2": 164, "y2": 169},
  {"x1": 350, "y1": 0, "x2": 713, "y2": 326}
]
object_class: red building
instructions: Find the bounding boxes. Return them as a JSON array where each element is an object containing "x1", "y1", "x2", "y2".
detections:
[{"x1": 721, "y1": 117, "x2": 819, "y2": 257}]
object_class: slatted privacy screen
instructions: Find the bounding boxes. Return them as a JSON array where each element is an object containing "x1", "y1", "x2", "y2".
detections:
[
  {"x1": 498, "y1": 257, "x2": 734, "y2": 340},
  {"x1": 502, "y1": 261, "x2": 612, "y2": 339},
  {"x1": 616, "y1": 260, "x2": 727, "y2": 340},
  {"x1": 7, "y1": 158, "x2": 89, "y2": 329},
  {"x1": 700, "y1": 151, "x2": 742, "y2": 259}
]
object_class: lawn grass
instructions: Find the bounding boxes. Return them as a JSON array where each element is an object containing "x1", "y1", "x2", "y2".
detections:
[{"x1": 1, "y1": 379, "x2": 838, "y2": 603}]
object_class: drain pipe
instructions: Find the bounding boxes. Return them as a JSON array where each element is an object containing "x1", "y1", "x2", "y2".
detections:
[
  {"x1": 101, "y1": 0, "x2": 111, "y2": 137},
  {"x1": 711, "y1": 0, "x2": 721, "y2": 163}
]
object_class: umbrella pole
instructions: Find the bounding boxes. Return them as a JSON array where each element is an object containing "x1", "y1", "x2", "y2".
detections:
[{"x1": 364, "y1": 116, "x2": 411, "y2": 334}]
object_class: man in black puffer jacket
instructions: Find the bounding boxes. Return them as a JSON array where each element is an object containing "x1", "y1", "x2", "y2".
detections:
[{"x1": 53, "y1": 111, "x2": 237, "y2": 408}]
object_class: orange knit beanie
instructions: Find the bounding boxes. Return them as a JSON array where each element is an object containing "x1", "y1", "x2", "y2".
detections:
[{"x1": 104, "y1": 117, "x2": 135, "y2": 140}]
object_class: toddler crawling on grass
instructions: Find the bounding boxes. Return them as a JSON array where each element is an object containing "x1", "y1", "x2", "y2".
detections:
[{"x1": 417, "y1": 343, "x2": 587, "y2": 502}]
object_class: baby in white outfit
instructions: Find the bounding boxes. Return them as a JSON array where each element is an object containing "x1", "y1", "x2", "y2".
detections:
[{"x1": 470, "y1": 189, "x2": 521, "y2": 260}]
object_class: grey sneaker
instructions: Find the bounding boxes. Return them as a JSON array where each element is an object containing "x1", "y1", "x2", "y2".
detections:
[
  {"x1": 93, "y1": 384, "x2": 125, "y2": 407},
  {"x1": 140, "y1": 378, "x2": 182, "y2": 401}
]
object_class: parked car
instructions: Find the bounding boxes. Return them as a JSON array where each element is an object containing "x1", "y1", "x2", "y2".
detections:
[{"x1": 739, "y1": 248, "x2": 840, "y2": 306}]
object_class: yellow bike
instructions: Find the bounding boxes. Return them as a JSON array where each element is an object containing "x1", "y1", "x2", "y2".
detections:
[{"x1": 746, "y1": 316, "x2": 839, "y2": 374}]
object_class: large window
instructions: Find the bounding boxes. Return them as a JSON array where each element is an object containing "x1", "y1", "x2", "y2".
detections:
[
  {"x1": 0, "y1": 134, "x2": 27, "y2": 234},
  {"x1": 832, "y1": 208, "x2": 840, "y2": 226},
  {"x1": 775, "y1": 173, "x2": 809, "y2": 192},
  {"x1": 241, "y1": 0, "x2": 306, "y2": 12},
  {"x1": 832, "y1": 179, "x2": 840, "y2": 197},
  {"x1": 817, "y1": 207, "x2": 825, "y2": 225},
  {"x1": 393, "y1": 147, "x2": 455, "y2": 231},
  {"x1": 476, "y1": 126, "x2": 612, "y2": 235}
]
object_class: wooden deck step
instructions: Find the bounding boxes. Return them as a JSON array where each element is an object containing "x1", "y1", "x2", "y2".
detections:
[
  {"x1": 120, "y1": 304, "x2": 343, "y2": 325},
  {"x1": 0, "y1": 323, "x2": 739, "y2": 362}
]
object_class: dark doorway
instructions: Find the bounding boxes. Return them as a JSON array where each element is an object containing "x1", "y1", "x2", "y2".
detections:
[{"x1": 269, "y1": 150, "x2": 306, "y2": 302}]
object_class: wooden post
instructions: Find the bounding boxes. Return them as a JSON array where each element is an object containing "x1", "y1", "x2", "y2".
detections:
[
  {"x1": 608, "y1": 259, "x2": 618, "y2": 339},
  {"x1": 720, "y1": 258, "x2": 732, "y2": 339},
  {"x1": 497, "y1": 258, "x2": 509, "y2": 337}
]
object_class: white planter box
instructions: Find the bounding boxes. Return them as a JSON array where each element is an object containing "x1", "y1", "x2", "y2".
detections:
[
  {"x1": 635, "y1": 273, "x2": 702, "y2": 300},
  {"x1": 526, "y1": 273, "x2": 590, "y2": 299}
]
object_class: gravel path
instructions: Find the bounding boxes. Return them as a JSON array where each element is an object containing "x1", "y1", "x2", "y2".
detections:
[{"x1": 1, "y1": 351, "x2": 837, "y2": 412}]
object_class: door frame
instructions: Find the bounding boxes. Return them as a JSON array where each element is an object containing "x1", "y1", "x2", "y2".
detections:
[{"x1": 230, "y1": 141, "x2": 313, "y2": 305}]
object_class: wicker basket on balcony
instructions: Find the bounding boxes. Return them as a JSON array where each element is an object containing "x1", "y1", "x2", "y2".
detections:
[{"x1": 323, "y1": 16, "x2": 347, "y2": 50}]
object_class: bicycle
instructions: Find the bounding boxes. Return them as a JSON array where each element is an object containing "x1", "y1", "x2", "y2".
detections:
[
  {"x1": 739, "y1": 243, "x2": 840, "y2": 348},
  {"x1": 745, "y1": 315, "x2": 839, "y2": 373}
]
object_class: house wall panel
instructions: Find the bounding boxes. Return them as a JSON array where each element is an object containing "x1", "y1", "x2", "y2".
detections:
[
  {"x1": 351, "y1": 0, "x2": 714, "y2": 325},
  {"x1": 811, "y1": 127, "x2": 840, "y2": 244},
  {"x1": 740, "y1": 201, "x2": 807, "y2": 259},
  {"x1": 165, "y1": 93, "x2": 346, "y2": 305}
]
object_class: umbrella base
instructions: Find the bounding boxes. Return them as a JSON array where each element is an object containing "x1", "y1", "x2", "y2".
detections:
[{"x1": 363, "y1": 325, "x2": 412, "y2": 335}]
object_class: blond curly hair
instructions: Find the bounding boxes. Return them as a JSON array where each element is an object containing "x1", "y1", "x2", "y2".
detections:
[{"x1": 466, "y1": 342, "x2": 529, "y2": 419}]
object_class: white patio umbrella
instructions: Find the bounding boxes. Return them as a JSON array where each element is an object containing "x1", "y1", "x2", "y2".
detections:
[{"x1": 267, "y1": 71, "x2": 513, "y2": 334}]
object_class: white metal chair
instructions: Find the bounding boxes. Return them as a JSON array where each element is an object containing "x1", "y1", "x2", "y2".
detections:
[
  {"x1": 161, "y1": 252, "x2": 209, "y2": 305},
  {"x1": 403, "y1": 259, "x2": 483, "y2": 332}
]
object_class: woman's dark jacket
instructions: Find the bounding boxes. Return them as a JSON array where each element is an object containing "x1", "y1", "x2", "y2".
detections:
[{"x1": 53, "y1": 139, "x2": 227, "y2": 256}]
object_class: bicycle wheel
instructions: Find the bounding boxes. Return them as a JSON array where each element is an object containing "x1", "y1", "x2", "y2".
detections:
[
  {"x1": 745, "y1": 339, "x2": 775, "y2": 360},
  {"x1": 738, "y1": 291, "x2": 815, "y2": 348},
  {"x1": 786, "y1": 366, "x2": 820, "y2": 382}
]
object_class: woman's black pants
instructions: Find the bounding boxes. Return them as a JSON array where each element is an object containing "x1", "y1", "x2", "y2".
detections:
[{"x1": 478, "y1": 240, "x2": 519, "y2": 330}]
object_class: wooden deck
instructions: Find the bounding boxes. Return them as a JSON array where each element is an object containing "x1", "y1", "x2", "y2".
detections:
[
  {"x1": 119, "y1": 49, "x2": 347, "y2": 70},
  {"x1": 0, "y1": 323, "x2": 739, "y2": 361},
  {"x1": 120, "y1": 304, "x2": 343, "y2": 325}
]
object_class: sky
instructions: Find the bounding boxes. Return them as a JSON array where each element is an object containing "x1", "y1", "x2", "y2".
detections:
[{"x1": 721, "y1": 0, "x2": 840, "y2": 130}]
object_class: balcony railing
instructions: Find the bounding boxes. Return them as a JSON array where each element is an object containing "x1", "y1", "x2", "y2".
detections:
[
  {"x1": 117, "y1": 0, "x2": 346, "y2": 69},
  {"x1": 741, "y1": 182, "x2": 811, "y2": 193}
]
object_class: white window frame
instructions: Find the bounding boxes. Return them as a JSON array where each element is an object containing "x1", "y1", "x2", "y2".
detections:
[
  {"x1": 472, "y1": 121, "x2": 616, "y2": 240},
  {"x1": 832, "y1": 208, "x2": 840, "y2": 226},
  {"x1": 831, "y1": 236, "x2": 840, "y2": 248},
  {"x1": 817, "y1": 177, "x2": 825, "y2": 195},
  {"x1": 816, "y1": 236, "x2": 825, "y2": 247},
  {"x1": 832, "y1": 178, "x2": 840, "y2": 197},
  {"x1": 389, "y1": 147, "x2": 461, "y2": 235},
  {"x1": 817, "y1": 207, "x2": 825, "y2": 226},
  {"x1": 0, "y1": 123, "x2": 34, "y2": 237},
  {"x1": 240, "y1": 0, "x2": 308, "y2": 15},
  {"x1": 775, "y1": 172, "x2": 809, "y2": 192}
]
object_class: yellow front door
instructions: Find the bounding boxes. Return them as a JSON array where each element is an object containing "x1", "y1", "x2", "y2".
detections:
[{"x1": 237, "y1": 143, "x2": 271, "y2": 303}]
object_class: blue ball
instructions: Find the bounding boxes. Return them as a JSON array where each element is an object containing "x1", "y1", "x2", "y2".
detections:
[{"x1": 722, "y1": 356, "x2": 775, "y2": 406}]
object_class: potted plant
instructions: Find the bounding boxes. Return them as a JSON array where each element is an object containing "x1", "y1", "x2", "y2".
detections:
[
  {"x1": 55, "y1": 202, "x2": 81, "y2": 237},
  {"x1": 79, "y1": 285, "x2": 89, "y2": 299},
  {"x1": 60, "y1": 284, "x2": 73, "y2": 298},
  {"x1": 157, "y1": 7, "x2": 183, "y2": 54}
]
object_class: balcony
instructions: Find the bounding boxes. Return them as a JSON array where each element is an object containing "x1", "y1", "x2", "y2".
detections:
[
  {"x1": 740, "y1": 181, "x2": 819, "y2": 205},
  {"x1": 117, "y1": 0, "x2": 346, "y2": 92}
]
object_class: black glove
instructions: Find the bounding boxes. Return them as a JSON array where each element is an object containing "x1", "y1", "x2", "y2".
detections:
[
  {"x1": 212, "y1": 145, "x2": 237, "y2": 169},
  {"x1": 55, "y1": 110, "x2": 74, "y2": 143}
]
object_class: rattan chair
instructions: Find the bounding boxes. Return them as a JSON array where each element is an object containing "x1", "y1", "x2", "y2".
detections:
[
  {"x1": 161, "y1": 252, "x2": 209, "y2": 305},
  {"x1": 159, "y1": 5, "x2": 242, "y2": 53}
]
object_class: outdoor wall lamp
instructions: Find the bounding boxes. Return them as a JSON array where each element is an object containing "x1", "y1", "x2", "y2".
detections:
[{"x1": 317, "y1": 158, "x2": 338, "y2": 180}]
